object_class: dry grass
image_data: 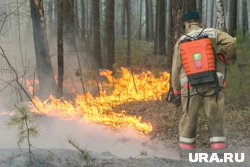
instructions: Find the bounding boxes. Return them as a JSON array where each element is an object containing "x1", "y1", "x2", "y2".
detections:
[{"x1": 114, "y1": 97, "x2": 250, "y2": 148}]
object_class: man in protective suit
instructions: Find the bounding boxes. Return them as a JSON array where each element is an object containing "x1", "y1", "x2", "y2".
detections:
[{"x1": 171, "y1": 11, "x2": 235, "y2": 153}]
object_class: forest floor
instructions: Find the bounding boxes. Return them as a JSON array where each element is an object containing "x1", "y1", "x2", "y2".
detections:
[
  {"x1": 1, "y1": 41, "x2": 250, "y2": 166},
  {"x1": 0, "y1": 148, "x2": 250, "y2": 167},
  {"x1": 120, "y1": 98, "x2": 250, "y2": 149},
  {"x1": 0, "y1": 98, "x2": 250, "y2": 167},
  {"x1": 0, "y1": 149, "x2": 250, "y2": 167}
]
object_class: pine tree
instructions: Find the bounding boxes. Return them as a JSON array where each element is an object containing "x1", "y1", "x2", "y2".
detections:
[{"x1": 30, "y1": 0, "x2": 56, "y2": 98}]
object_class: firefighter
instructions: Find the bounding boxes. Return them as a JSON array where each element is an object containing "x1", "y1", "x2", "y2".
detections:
[{"x1": 171, "y1": 11, "x2": 236, "y2": 153}]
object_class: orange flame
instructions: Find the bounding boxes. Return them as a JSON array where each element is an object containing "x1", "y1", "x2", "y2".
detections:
[{"x1": 29, "y1": 68, "x2": 170, "y2": 134}]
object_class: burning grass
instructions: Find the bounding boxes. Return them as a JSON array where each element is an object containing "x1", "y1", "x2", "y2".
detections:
[{"x1": 29, "y1": 68, "x2": 170, "y2": 135}]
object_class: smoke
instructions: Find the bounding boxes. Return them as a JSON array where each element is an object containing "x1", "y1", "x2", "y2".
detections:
[
  {"x1": 0, "y1": 0, "x2": 91, "y2": 103},
  {"x1": 0, "y1": 114, "x2": 179, "y2": 159},
  {"x1": 0, "y1": 0, "x2": 179, "y2": 160}
]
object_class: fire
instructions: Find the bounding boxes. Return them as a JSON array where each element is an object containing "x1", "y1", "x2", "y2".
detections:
[
  {"x1": 29, "y1": 68, "x2": 170, "y2": 134},
  {"x1": 25, "y1": 79, "x2": 39, "y2": 96}
]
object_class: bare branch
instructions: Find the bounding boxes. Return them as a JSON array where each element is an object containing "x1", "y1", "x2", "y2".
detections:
[
  {"x1": 0, "y1": 0, "x2": 27, "y2": 34},
  {"x1": 0, "y1": 46, "x2": 39, "y2": 110}
]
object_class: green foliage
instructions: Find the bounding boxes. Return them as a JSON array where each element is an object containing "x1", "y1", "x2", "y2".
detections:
[
  {"x1": 7, "y1": 105, "x2": 39, "y2": 166},
  {"x1": 226, "y1": 34, "x2": 250, "y2": 109},
  {"x1": 7, "y1": 105, "x2": 39, "y2": 147},
  {"x1": 68, "y1": 138, "x2": 91, "y2": 166}
]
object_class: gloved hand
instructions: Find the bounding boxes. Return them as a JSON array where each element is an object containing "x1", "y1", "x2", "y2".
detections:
[
  {"x1": 172, "y1": 94, "x2": 181, "y2": 108},
  {"x1": 166, "y1": 87, "x2": 182, "y2": 108},
  {"x1": 166, "y1": 87, "x2": 175, "y2": 102}
]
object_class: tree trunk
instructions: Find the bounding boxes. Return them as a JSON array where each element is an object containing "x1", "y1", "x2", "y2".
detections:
[
  {"x1": 237, "y1": 0, "x2": 243, "y2": 32},
  {"x1": 166, "y1": 0, "x2": 170, "y2": 52},
  {"x1": 30, "y1": 0, "x2": 56, "y2": 98},
  {"x1": 154, "y1": 0, "x2": 166, "y2": 56},
  {"x1": 212, "y1": 0, "x2": 217, "y2": 27},
  {"x1": 138, "y1": 0, "x2": 142, "y2": 40},
  {"x1": 63, "y1": 0, "x2": 75, "y2": 45},
  {"x1": 48, "y1": 0, "x2": 56, "y2": 41},
  {"x1": 57, "y1": 0, "x2": 64, "y2": 98},
  {"x1": 75, "y1": 0, "x2": 79, "y2": 36},
  {"x1": 216, "y1": 0, "x2": 225, "y2": 30},
  {"x1": 202, "y1": 0, "x2": 207, "y2": 26},
  {"x1": 158, "y1": 0, "x2": 166, "y2": 56},
  {"x1": 48, "y1": 0, "x2": 53, "y2": 22},
  {"x1": 168, "y1": 0, "x2": 196, "y2": 69},
  {"x1": 125, "y1": 0, "x2": 131, "y2": 67},
  {"x1": 149, "y1": 0, "x2": 154, "y2": 40},
  {"x1": 145, "y1": 0, "x2": 149, "y2": 40},
  {"x1": 207, "y1": 0, "x2": 213, "y2": 27},
  {"x1": 248, "y1": 0, "x2": 250, "y2": 33},
  {"x1": 86, "y1": 0, "x2": 89, "y2": 36},
  {"x1": 145, "y1": 0, "x2": 154, "y2": 41},
  {"x1": 121, "y1": 0, "x2": 126, "y2": 37},
  {"x1": 225, "y1": 0, "x2": 230, "y2": 31},
  {"x1": 196, "y1": 0, "x2": 202, "y2": 16},
  {"x1": 228, "y1": 0, "x2": 237, "y2": 36},
  {"x1": 81, "y1": 0, "x2": 85, "y2": 39},
  {"x1": 106, "y1": 0, "x2": 115, "y2": 70},
  {"x1": 92, "y1": 0, "x2": 102, "y2": 69},
  {"x1": 242, "y1": 0, "x2": 248, "y2": 35},
  {"x1": 154, "y1": 0, "x2": 159, "y2": 53}
]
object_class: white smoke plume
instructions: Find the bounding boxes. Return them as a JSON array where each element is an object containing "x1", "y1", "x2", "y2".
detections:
[{"x1": 0, "y1": 114, "x2": 179, "y2": 159}]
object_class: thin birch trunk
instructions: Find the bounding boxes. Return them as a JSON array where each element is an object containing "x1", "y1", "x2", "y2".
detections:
[
  {"x1": 138, "y1": 0, "x2": 142, "y2": 40},
  {"x1": 202, "y1": 0, "x2": 207, "y2": 26},
  {"x1": 206, "y1": 0, "x2": 213, "y2": 27},
  {"x1": 248, "y1": 0, "x2": 250, "y2": 33},
  {"x1": 216, "y1": 0, "x2": 225, "y2": 30},
  {"x1": 237, "y1": 0, "x2": 243, "y2": 31}
]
